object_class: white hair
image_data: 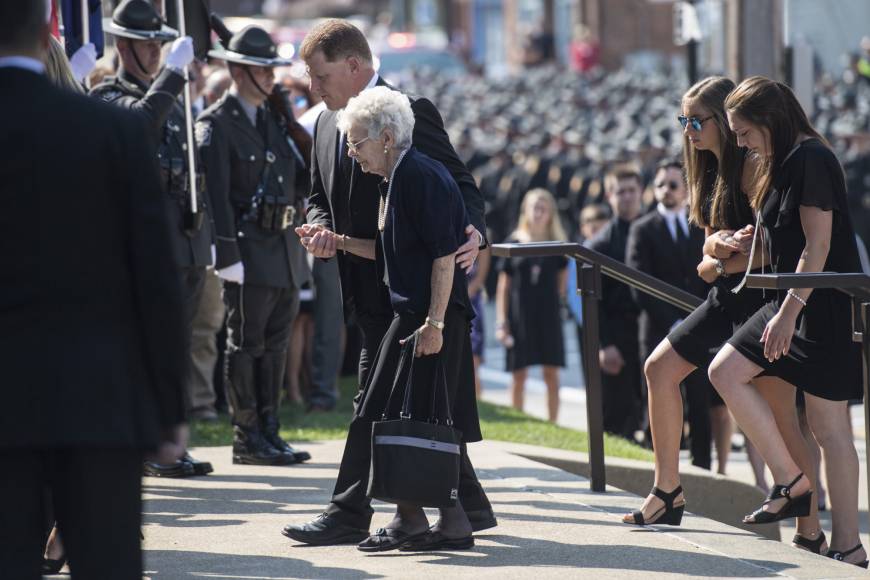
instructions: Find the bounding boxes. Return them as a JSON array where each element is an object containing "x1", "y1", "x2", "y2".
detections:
[{"x1": 337, "y1": 86, "x2": 415, "y2": 150}]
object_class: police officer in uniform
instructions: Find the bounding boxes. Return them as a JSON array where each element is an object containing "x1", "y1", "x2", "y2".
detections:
[
  {"x1": 91, "y1": 0, "x2": 213, "y2": 477},
  {"x1": 197, "y1": 23, "x2": 312, "y2": 466}
]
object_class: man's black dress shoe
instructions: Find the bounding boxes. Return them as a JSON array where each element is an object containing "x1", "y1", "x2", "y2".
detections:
[
  {"x1": 466, "y1": 509, "x2": 497, "y2": 532},
  {"x1": 281, "y1": 513, "x2": 370, "y2": 546},
  {"x1": 143, "y1": 460, "x2": 195, "y2": 478},
  {"x1": 181, "y1": 452, "x2": 214, "y2": 476}
]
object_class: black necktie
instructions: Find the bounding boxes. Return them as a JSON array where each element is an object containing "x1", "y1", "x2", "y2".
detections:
[{"x1": 675, "y1": 218, "x2": 687, "y2": 244}]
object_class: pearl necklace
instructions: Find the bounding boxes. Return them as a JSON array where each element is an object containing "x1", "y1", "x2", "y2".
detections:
[{"x1": 378, "y1": 148, "x2": 410, "y2": 232}]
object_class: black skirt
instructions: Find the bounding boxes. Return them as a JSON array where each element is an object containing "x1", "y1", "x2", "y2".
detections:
[
  {"x1": 354, "y1": 305, "x2": 482, "y2": 443},
  {"x1": 668, "y1": 283, "x2": 767, "y2": 369}
]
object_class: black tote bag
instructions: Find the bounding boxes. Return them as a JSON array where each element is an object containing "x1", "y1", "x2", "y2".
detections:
[{"x1": 367, "y1": 332, "x2": 462, "y2": 508}]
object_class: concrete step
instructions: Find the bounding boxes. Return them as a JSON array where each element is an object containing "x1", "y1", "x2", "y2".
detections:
[{"x1": 138, "y1": 440, "x2": 866, "y2": 579}]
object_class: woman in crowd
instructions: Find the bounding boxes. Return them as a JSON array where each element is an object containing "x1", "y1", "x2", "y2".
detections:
[
  {"x1": 623, "y1": 76, "x2": 826, "y2": 554},
  {"x1": 304, "y1": 86, "x2": 484, "y2": 551},
  {"x1": 709, "y1": 77, "x2": 865, "y2": 567},
  {"x1": 468, "y1": 249, "x2": 491, "y2": 398},
  {"x1": 494, "y1": 188, "x2": 569, "y2": 422}
]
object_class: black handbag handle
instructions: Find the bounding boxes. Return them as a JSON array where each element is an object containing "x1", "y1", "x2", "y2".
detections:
[
  {"x1": 381, "y1": 330, "x2": 454, "y2": 426},
  {"x1": 381, "y1": 331, "x2": 418, "y2": 421}
]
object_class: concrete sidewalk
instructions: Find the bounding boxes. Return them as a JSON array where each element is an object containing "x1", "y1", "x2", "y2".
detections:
[{"x1": 138, "y1": 441, "x2": 864, "y2": 579}]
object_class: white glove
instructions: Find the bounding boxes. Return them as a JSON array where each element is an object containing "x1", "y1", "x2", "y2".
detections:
[
  {"x1": 208, "y1": 244, "x2": 216, "y2": 270},
  {"x1": 69, "y1": 43, "x2": 97, "y2": 83},
  {"x1": 217, "y1": 261, "x2": 244, "y2": 285},
  {"x1": 165, "y1": 36, "x2": 194, "y2": 71}
]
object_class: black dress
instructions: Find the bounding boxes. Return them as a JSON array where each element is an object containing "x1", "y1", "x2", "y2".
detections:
[
  {"x1": 668, "y1": 165, "x2": 766, "y2": 369},
  {"x1": 498, "y1": 239, "x2": 568, "y2": 371},
  {"x1": 727, "y1": 139, "x2": 863, "y2": 401}
]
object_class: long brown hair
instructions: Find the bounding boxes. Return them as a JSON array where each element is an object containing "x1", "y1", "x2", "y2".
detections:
[
  {"x1": 681, "y1": 76, "x2": 741, "y2": 229},
  {"x1": 724, "y1": 76, "x2": 826, "y2": 211}
]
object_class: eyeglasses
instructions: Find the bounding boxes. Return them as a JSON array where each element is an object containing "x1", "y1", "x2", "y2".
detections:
[
  {"x1": 677, "y1": 115, "x2": 713, "y2": 132},
  {"x1": 654, "y1": 180, "x2": 682, "y2": 190},
  {"x1": 347, "y1": 136, "x2": 370, "y2": 154}
]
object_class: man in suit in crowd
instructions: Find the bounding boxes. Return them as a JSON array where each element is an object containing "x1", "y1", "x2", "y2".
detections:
[
  {"x1": 91, "y1": 0, "x2": 214, "y2": 479},
  {"x1": 284, "y1": 18, "x2": 495, "y2": 546},
  {"x1": 197, "y1": 22, "x2": 312, "y2": 466},
  {"x1": 585, "y1": 165, "x2": 644, "y2": 440},
  {"x1": 626, "y1": 159, "x2": 717, "y2": 469},
  {"x1": 0, "y1": 1, "x2": 187, "y2": 577}
]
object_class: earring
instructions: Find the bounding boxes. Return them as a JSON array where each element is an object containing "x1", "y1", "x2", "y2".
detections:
[{"x1": 384, "y1": 147, "x2": 389, "y2": 154}]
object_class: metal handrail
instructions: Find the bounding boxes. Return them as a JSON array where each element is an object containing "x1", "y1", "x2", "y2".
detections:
[
  {"x1": 492, "y1": 241, "x2": 707, "y2": 491},
  {"x1": 494, "y1": 242, "x2": 704, "y2": 313}
]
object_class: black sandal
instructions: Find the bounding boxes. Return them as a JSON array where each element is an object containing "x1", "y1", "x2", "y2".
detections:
[
  {"x1": 357, "y1": 527, "x2": 429, "y2": 553},
  {"x1": 827, "y1": 543, "x2": 869, "y2": 568},
  {"x1": 627, "y1": 486, "x2": 685, "y2": 526},
  {"x1": 792, "y1": 530, "x2": 827, "y2": 554},
  {"x1": 743, "y1": 472, "x2": 811, "y2": 525}
]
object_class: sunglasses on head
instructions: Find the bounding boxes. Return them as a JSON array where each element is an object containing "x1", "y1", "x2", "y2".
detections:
[
  {"x1": 678, "y1": 115, "x2": 713, "y2": 131},
  {"x1": 655, "y1": 180, "x2": 681, "y2": 190}
]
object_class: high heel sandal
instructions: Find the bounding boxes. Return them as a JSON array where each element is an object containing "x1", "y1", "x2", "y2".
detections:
[
  {"x1": 827, "y1": 544, "x2": 869, "y2": 569},
  {"x1": 627, "y1": 486, "x2": 685, "y2": 526},
  {"x1": 42, "y1": 556, "x2": 66, "y2": 575},
  {"x1": 792, "y1": 530, "x2": 826, "y2": 554},
  {"x1": 743, "y1": 472, "x2": 811, "y2": 525}
]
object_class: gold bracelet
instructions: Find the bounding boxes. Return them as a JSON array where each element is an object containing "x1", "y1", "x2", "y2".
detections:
[{"x1": 425, "y1": 316, "x2": 445, "y2": 330}]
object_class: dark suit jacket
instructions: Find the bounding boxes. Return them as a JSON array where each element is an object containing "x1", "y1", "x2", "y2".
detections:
[
  {"x1": 306, "y1": 77, "x2": 486, "y2": 317},
  {"x1": 626, "y1": 209, "x2": 707, "y2": 358},
  {"x1": 0, "y1": 67, "x2": 187, "y2": 449},
  {"x1": 585, "y1": 217, "x2": 639, "y2": 352}
]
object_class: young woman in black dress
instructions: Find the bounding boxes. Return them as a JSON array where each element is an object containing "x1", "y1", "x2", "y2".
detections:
[
  {"x1": 709, "y1": 77, "x2": 865, "y2": 567},
  {"x1": 495, "y1": 188, "x2": 569, "y2": 422},
  {"x1": 623, "y1": 77, "x2": 825, "y2": 553}
]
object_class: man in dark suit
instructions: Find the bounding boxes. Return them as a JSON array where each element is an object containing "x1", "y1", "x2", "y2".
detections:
[
  {"x1": 284, "y1": 18, "x2": 494, "y2": 546},
  {"x1": 585, "y1": 165, "x2": 643, "y2": 440},
  {"x1": 0, "y1": 1, "x2": 187, "y2": 577},
  {"x1": 626, "y1": 159, "x2": 715, "y2": 469}
]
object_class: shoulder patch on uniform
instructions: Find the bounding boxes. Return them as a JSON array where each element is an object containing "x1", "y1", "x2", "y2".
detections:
[
  {"x1": 195, "y1": 121, "x2": 213, "y2": 146},
  {"x1": 97, "y1": 88, "x2": 122, "y2": 102}
]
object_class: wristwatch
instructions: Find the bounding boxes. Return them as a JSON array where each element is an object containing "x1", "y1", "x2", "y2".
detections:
[
  {"x1": 714, "y1": 258, "x2": 728, "y2": 278},
  {"x1": 425, "y1": 316, "x2": 445, "y2": 330}
]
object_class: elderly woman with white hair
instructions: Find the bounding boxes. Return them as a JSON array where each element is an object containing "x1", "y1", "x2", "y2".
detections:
[{"x1": 303, "y1": 86, "x2": 483, "y2": 552}]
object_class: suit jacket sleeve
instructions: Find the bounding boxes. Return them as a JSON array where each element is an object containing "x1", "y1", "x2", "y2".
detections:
[
  {"x1": 121, "y1": 111, "x2": 187, "y2": 430},
  {"x1": 305, "y1": 110, "x2": 334, "y2": 230},
  {"x1": 626, "y1": 220, "x2": 675, "y2": 332},
  {"x1": 411, "y1": 97, "x2": 487, "y2": 245},
  {"x1": 584, "y1": 231, "x2": 616, "y2": 348},
  {"x1": 116, "y1": 68, "x2": 185, "y2": 132},
  {"x1": 197, "y1": 115, "x2": 241, "y2": 269}
]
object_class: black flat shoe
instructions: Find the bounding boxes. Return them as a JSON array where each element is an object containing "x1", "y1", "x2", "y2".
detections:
[
  {"x1": 792, "y1": 531, "x2": 827, "y2": 554},
  {"x1": 466, "y1": 509, "x2": 498, "y2": 532},
  {"x1": 399, "y1": 530, "x2": 475, "y2": 552},
  {"x1": 281, "y1": 513, "x2": 370, "y2": 546},
  {"x1": 357, "y1": 527, "x2": 429, "y2": 553},
  {"x1": 143, "y1": 459, "x2": 196, "y2": 478},
  {"x1": 744, "y1": 473, "x2": 811, "y2": 525},
  {"x1": 42, "y1": 556, "x2": 66, "y2": 575},
  {"x1": 827, "y1": 543, "x2": 869, "y2": 568},
  {"x1": 626, "y1": 485, "x2": 685, "y2": 526}
]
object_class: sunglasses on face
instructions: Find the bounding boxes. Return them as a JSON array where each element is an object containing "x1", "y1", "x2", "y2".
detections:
[
  {"x1": 655, "y1": 180, "x2": 681, "y2": 190},
  {"x1": 678, "y1": 115, "x2": 713, "y2": 132}
]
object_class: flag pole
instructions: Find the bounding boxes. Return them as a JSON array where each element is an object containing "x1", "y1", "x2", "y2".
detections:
[
  {"x1": 80, "y1": 0, "x2": 89, "y2": 45},
  {"x1": 175, "y1": 0, "x2": 200, "y2": 218}
]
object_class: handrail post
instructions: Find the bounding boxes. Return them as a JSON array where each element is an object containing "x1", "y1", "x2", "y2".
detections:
[
  {"x1": 861, "y1": 301, "x2": 870, "y2": 547},
  {"x1": 579, "y1": 260, "x2": 606, "y2": 492}
]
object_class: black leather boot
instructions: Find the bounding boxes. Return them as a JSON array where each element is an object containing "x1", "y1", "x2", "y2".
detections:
[
  {"x1": 227, "y1": 351, "x2": 289, "y2": 466},
  {"x1": 259, "y1": 351, "x2": 311, "y2": 463}
]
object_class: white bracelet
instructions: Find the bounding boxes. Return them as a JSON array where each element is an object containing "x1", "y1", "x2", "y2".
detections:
[{"x1": 787, "y1": 289, "x2": 807, "y2": 307}]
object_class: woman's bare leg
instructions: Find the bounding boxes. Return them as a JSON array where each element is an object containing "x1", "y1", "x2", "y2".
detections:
[
  {"x1": 511, "y1": 368, "x2": 527, "y2": 412},
  {"x1": 542, "y1": 365, "x2": 560, "y2": 422},
  {"x1": 622, "y1": 339, "x2": 694, "y2": 522},
  {"x1": 710, "y1": 405, "x2": 733, "y2": 475}
]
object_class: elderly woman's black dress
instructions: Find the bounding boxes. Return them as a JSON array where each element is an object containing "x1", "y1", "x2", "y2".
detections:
[
  {"x1": 727, "y1": 139, "x2": 863, "y2": 400},
  {"x1": 354, "y1": 146, "x2": 482, "y2": 451}
]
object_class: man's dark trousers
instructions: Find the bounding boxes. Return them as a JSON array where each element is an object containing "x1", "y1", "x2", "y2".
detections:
[{"x1": 324, "y1": 312, "x2": 492, "y2": 527}]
